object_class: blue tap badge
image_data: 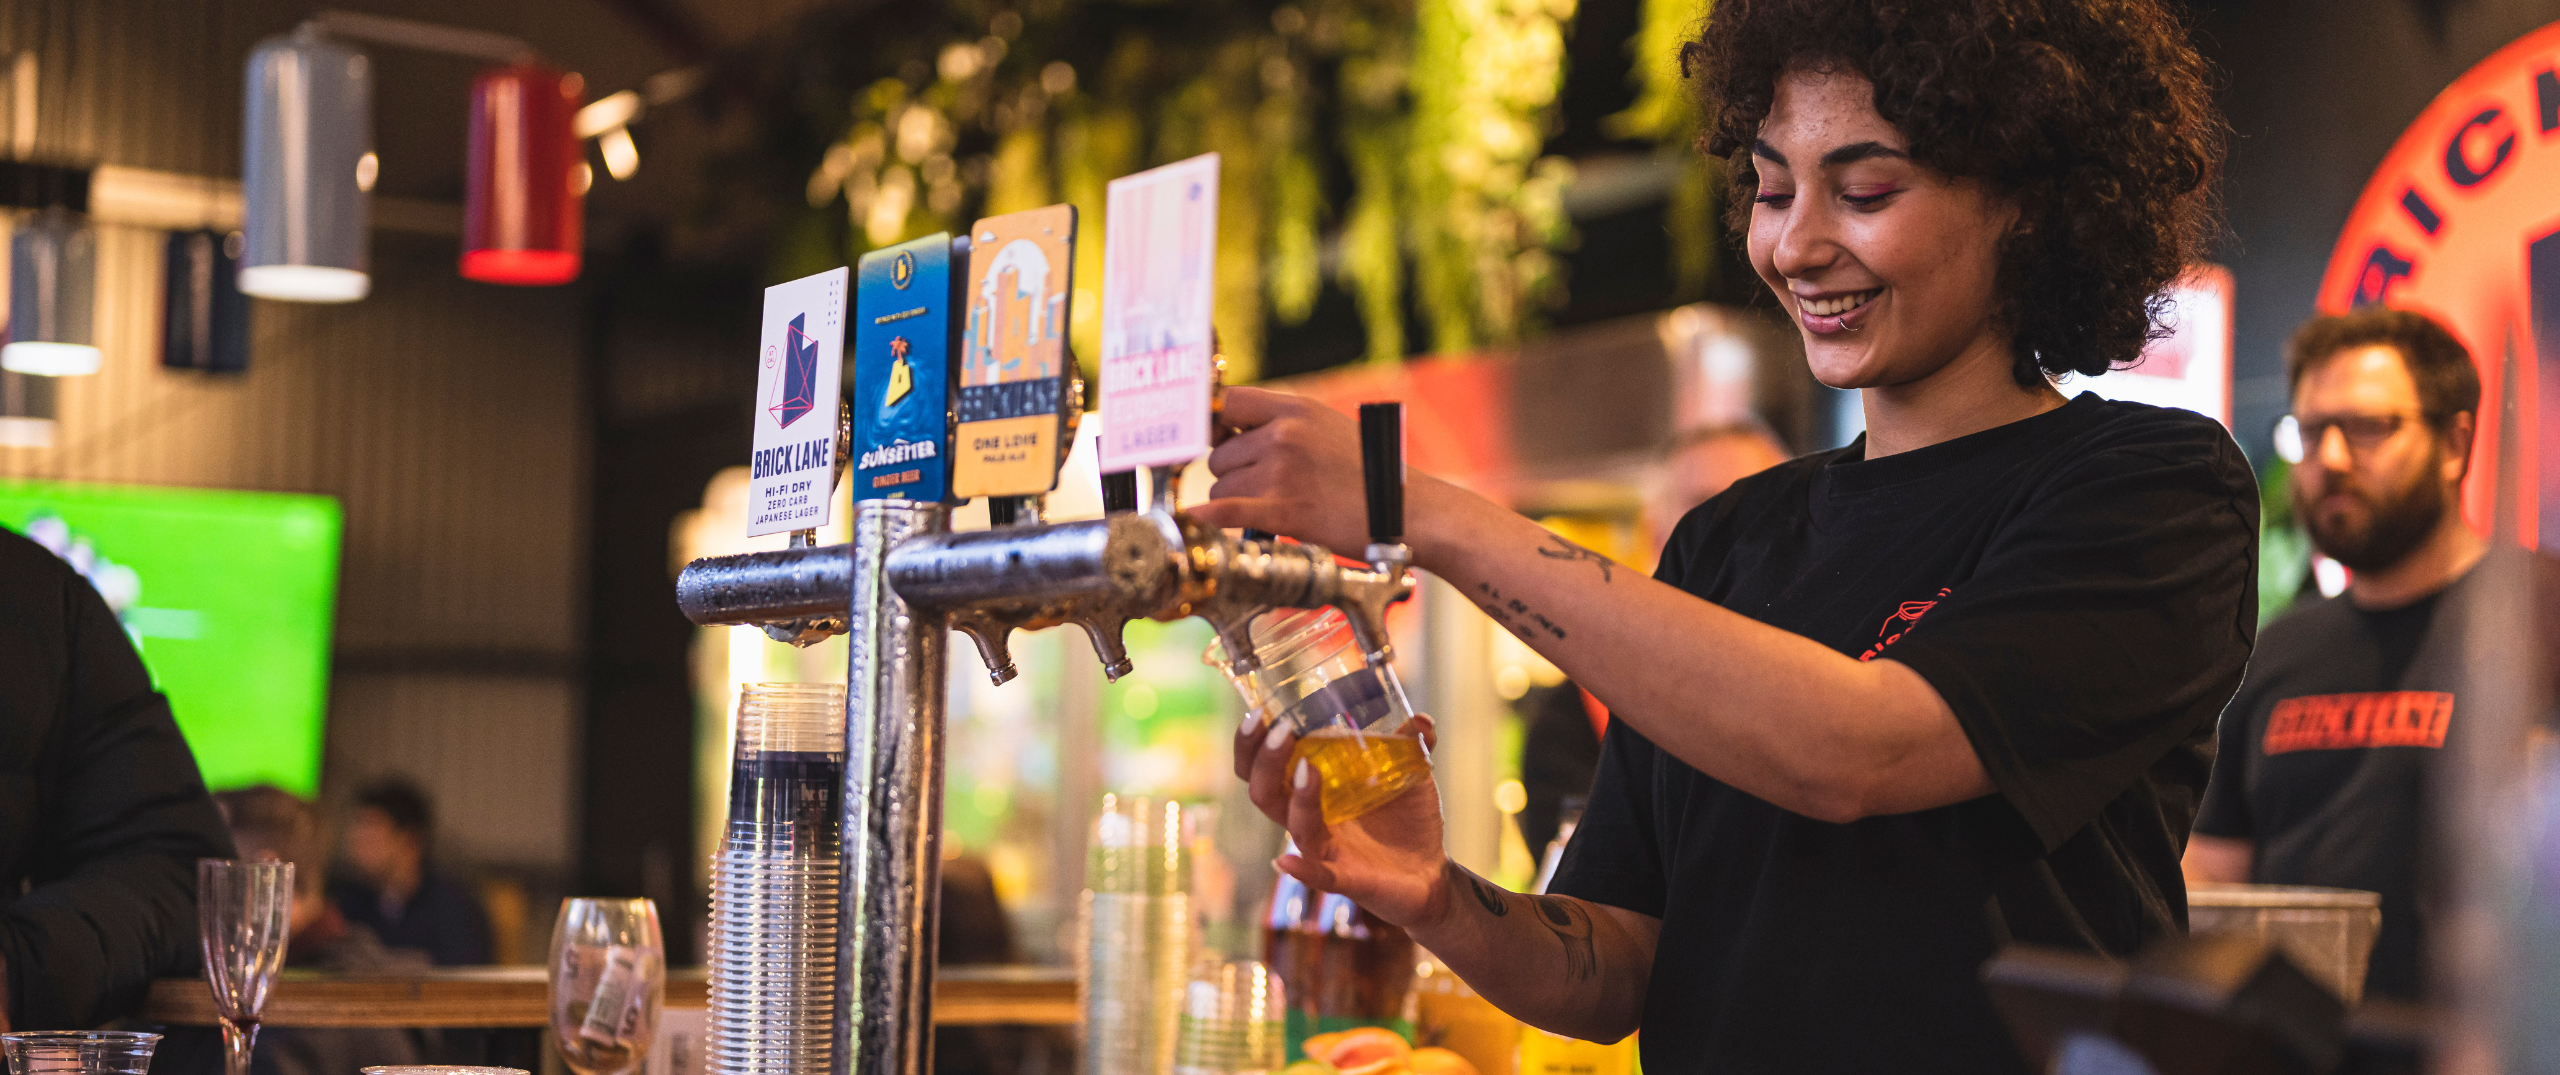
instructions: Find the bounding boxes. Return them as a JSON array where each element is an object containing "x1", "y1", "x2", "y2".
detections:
[{"x1": 853, "y1": 234, "x2": 957, "y2": 501}]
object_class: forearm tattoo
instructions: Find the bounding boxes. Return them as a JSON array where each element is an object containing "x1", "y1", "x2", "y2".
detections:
[
  {"x1": 1530, "y1": 895, "x2": 1600, "y2": 981},
  {"x1": 1535, "y1": 534, "x2": 1616, "y2": 582},
  {"x1": 1475, "y1": 581, "x2": 1568, "y2": 641}
]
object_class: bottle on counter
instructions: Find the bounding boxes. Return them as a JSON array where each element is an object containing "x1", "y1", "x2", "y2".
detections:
[{"x1": 1261, "y1": 846, "x2": 1418, "y2": 1059}]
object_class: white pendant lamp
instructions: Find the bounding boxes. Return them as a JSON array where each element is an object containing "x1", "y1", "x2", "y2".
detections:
[
  {"x1": 1, "y1": 205, "x2": 101, "y2": 376},
  {"x1": 239, "y1": 25, "x2": 373, "y2": 303}
]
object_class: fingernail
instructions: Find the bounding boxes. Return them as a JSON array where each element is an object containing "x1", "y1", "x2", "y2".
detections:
[
  {"x1": 1264, "y1": 718, "x2": 1293, "y2": 752},
  {"x1": 1294, "y1": 760, "x2": 1311, "y2": 790}
]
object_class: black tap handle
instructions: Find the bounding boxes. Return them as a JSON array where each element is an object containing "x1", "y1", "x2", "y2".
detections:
[
  {"x1": 1101, "y1": 470, "x2": 1139, "y2": 514},
  {"x1": 1358, "y1": 402, "x2": 1404, "y2": 547}
]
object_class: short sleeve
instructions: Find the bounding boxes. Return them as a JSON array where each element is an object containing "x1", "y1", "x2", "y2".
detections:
[
  {"x1": 1547, "y1": 718, "x2": 1668, "y2": 917},
  {"x1": 2190, "y1": 697, "x2": 2257, "y2": 839},
  {"x1": 1883, "y1": 424, "x2": 2258, "y2": 853}
]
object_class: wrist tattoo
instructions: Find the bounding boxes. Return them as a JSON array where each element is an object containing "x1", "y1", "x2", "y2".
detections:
[
  {"x1": 1452, "y1": 862, "x2": 1510, "y2": 918},
  {"x1": 1529, "y1": 895, "x2": 1599, "y2": 981},
  {"x1": 1535, "y1": 535, "x2": 1616, "y2": 583}
]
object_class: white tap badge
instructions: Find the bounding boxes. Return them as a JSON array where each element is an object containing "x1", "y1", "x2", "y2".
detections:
[
  {"x1": 1098, "y1": 153, "x2": 1219, "y2": 472},
  {"x1": 747, "y1": 266, "x2": 849, "y2": 537}
]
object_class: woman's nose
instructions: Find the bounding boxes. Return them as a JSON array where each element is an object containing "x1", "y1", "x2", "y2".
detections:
[{"x1": 1769, "y1": 199, "x2": 1842, "y2": 281}]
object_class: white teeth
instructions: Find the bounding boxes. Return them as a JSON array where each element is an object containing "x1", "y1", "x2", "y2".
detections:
[{"x1": 1802, "y1": 290, "x2": 1879, "y2": 317}]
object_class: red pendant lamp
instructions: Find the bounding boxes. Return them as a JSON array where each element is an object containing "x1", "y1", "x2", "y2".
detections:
[{"x1": 461, "y1": 64, "x2": 584, "y2": 285}]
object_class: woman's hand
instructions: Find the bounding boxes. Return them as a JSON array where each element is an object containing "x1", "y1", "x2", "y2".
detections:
[
  {"x1": 1196, "y1": 387, "x2": 1380, "y2": 554},
  {"x1": 1234, "y1": 713, "x2": 1452, "y2": 931}
]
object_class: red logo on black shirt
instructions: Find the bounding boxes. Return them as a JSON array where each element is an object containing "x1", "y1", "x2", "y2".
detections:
[
  {"x1": 2263, "y1": 691, "x2": 2454, "y2": 754},
  {"x1": 1859, "y1": 588, "x2": 1949, "y2": 662}
]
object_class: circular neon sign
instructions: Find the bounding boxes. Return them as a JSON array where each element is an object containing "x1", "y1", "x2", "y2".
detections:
[{"x1": 2318, "y1": 18, "x2": 2560, "y2": 547}]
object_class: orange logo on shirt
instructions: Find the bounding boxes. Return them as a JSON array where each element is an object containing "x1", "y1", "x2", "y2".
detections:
[{"x1": 2262, "y1": 691, "x2": 2455, "y2": 754}]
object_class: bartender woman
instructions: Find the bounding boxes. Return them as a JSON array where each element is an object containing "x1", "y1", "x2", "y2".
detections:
[{"x1": 1202, "y1": 0, "x2": 2252, "y2": 1070}]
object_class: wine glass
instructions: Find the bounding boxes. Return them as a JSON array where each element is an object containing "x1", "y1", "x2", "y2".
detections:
[
  {"x1": 198, "y1": 859, "x2": 294, "y2": 1075},
  {"x1": 548, "y1": 898, "x2": 665, "y2": 1075}
]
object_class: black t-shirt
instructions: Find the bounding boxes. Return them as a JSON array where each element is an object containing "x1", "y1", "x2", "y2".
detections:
[
  {"x1": 2192, "y1": 551, "x2": 2560, "y2": 1001},
  {"x1": 1549, "y1": 393, "x2": 2259, "y2": 1073}
]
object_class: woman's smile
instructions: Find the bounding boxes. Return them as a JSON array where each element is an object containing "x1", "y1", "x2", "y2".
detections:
[{"x1": 1795, "y1": 288, "x2": 1882, "y2": 335}]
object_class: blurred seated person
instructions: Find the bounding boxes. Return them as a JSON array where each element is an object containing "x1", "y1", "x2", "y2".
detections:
[
  {"x1": 1519, "y1": 423, "x2": 1793, "y2": 857},
  {"x1": 0, "y1": 525, "x2": 235, "y2": 1030},
  {"x1": 2187, "y1": 308, "x2": 2560, "y2": 1002},
  {"x1": 212, "y1": 786, "x2": 424, "y2": 1075},
  {"x1": 331, "y1": 780, "x2": 491, "y2": 966}
]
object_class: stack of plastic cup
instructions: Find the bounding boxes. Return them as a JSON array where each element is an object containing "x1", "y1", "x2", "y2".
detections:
[
  {"x1": 1173, "y1": 960, "x2": 1287, "y2": 1075},
  {"x1": 1080, "y1": 795, "x2": 1197, "y2": 1075},
  {"x1": 706, "y1": 683, "x2": 845, "y2": 1075}
]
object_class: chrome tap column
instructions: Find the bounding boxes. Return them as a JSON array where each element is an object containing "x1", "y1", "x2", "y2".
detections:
[{"x1": 838, "y1": 500, "x2": 949, "y2": 1075}]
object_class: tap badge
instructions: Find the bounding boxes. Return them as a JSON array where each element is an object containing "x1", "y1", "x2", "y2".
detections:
[
  {"x1": 852, "y1": 232, "x2": 958, "y2": 502},
  {"x1": 768, "y1": 313, "x2": 822, "y2": 429},
  {"x1": 746, "y1": 265, "x2": 847, "y2": 537}
]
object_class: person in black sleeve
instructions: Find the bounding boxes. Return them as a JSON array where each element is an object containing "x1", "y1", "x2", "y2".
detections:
[
  {"x1": 2187, "y1": 308, "x2": 2560, "y2": 1002},
  {"x1": 0, "y1": 525, "x2": 236, "y2": 1030},
  {"x1": 1202, "y1": 1, "x2": 2248, "y2": 1071}
]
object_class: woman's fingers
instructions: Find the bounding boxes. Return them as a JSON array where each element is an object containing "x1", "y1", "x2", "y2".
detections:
[
  {"x1": 1412, "y1": 713, "x2": 1438, "y2": 753},
  {"x1": 1246, "y1": 718, "x2": 1299, "y2": 825},
  {"x1": 1218, "y1": 386, "x2": 1310, "y2": 430},
  {"x1": 1284, "y1": 758, "x2": 1335, "y2": 871}
]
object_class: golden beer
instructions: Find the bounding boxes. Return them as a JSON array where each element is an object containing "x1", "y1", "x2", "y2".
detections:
[{"x1": 1291, "y1": 726, "x2": 1430, "y2": 824}]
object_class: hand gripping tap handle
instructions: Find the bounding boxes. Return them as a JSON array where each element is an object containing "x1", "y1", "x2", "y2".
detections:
[{"x1": 1358, "y1": 403, "x2": 1406, "y2": 551}]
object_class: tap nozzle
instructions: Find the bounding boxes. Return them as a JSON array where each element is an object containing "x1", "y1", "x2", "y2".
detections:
[
  {"x1": 950, "y1": 609, "x2": 1021, "y2": 686},
  {"x1": 1074, "y1": 616, "x2": 1137, "y2": 680}
]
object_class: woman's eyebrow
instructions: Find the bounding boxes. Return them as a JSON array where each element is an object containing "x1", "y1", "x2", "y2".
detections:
[
  {"x1": 1821, "y1": 141, "x2": 1909, "y2": 167},
  {"x1": 1751, "y1": 139, "x2": 1909, "y2": 169}
]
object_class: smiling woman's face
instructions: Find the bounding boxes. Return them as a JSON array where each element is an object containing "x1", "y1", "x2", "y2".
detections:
[{"x1": 1747, "y1": 67, "x2": 2018, "y2": 390}]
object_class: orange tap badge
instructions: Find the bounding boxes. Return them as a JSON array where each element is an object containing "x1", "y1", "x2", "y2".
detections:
[{"x1": 953, "y1": 204, "x2": 1079, "y2": 499}]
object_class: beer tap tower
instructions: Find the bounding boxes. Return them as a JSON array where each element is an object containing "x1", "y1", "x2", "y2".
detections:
[{"x1": 675, "y1": 409, "x2": 1413, "y2": 1075}]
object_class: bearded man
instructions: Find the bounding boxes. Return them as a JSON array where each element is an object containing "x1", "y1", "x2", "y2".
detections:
[{"x1": 2187, "y1": 307, "x2": 2524, "y2": 1002}]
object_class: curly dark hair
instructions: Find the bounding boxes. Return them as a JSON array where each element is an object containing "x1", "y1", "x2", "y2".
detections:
[{"x1": 1685, "y1": 0, "x2": 2225, "y2": 385}]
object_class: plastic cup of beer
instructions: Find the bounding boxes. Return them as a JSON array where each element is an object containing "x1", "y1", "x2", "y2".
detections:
[{"x1": 1209, "y1": 607, "x2": 1427, "y2": 824}]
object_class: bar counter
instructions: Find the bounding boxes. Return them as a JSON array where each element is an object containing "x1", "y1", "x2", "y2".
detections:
[{"x1": 144, "y1": 965, "x2": 1076, "y2": 1028}]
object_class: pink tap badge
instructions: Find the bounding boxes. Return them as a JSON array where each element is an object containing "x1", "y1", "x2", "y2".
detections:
[{"x1": 1097, "y1": 153, "x2": 1219, "y2": 473}]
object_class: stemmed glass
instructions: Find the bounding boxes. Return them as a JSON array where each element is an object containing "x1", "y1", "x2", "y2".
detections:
[
  {"x1": 198, "y1": 859, "x2": 294, "y2": 1075},
  {"x1": 548, "y1": 899, "x2": 665, "y2": 1075}
]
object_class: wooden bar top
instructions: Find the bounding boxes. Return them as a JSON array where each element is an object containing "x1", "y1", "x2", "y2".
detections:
[{"x1": 143, "y1": 965, "x2": 1076, "y2": 1028}]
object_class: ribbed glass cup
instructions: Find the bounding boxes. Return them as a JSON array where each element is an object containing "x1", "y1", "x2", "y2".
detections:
[{"x1": 705, "y1": 683, "x2": 844, "y2": 1075}]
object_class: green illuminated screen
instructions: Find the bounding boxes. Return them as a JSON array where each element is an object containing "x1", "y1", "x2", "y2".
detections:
[{"x1": 0, "y1": 480, "x2": 341, "y2": 796}]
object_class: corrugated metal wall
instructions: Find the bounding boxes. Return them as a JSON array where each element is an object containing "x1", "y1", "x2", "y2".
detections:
[{"x1": 0, "y1": 0, "x2": 590, "y2": 876}]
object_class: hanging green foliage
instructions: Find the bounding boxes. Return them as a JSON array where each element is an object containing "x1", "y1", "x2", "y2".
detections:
[
  {"x1": 1602, "y1": 0, "x2": 1718, "y2": 300},
  {"x1": 764, "y1": 0, "x2": 1585, "y2": 376}
]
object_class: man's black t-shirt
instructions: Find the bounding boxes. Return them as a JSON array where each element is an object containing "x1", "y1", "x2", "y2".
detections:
[
  {"x1": 2192, "y1": 551, "x2": 2560, "y2": 1001},
  {"x1": 1548, "y1": 393, "x2": 2258, "y2": 1073}
]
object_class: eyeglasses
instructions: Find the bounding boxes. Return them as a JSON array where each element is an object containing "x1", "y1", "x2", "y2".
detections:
[{"x1": 2271, "y1": 412, "x2": 2422, "y2": 464}]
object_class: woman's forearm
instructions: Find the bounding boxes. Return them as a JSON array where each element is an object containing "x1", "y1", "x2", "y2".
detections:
[
  {"x1": 1410, "y1": 861, "x2": 1657, "y2": 1042},
  {"x1": 1406, "y1": 476, "x2": 1992, "y2": 821}
]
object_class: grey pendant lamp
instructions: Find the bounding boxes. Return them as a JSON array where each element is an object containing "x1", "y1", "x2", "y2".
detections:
[{"x1": 238, "y1": 24, "x2": 373, "y2": 303}]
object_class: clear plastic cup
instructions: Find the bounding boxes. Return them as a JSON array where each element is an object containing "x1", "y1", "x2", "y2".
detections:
[
  {"x1": 1209, "y1": 608, "x2": 1427, "y2": 824},
  {"x1": 1174, "y1": 959, "x2": 1287, "y2": 1075},
  {"x1": 2, "y1": 1032, "x2": 159, "y2": 1075},
  {"x1": 706, "y1": 683, "x2": 844, "y2": 1075},
  {"x1": 1081, "y1": 795, "x2": 1199, "y2": 1075}
]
